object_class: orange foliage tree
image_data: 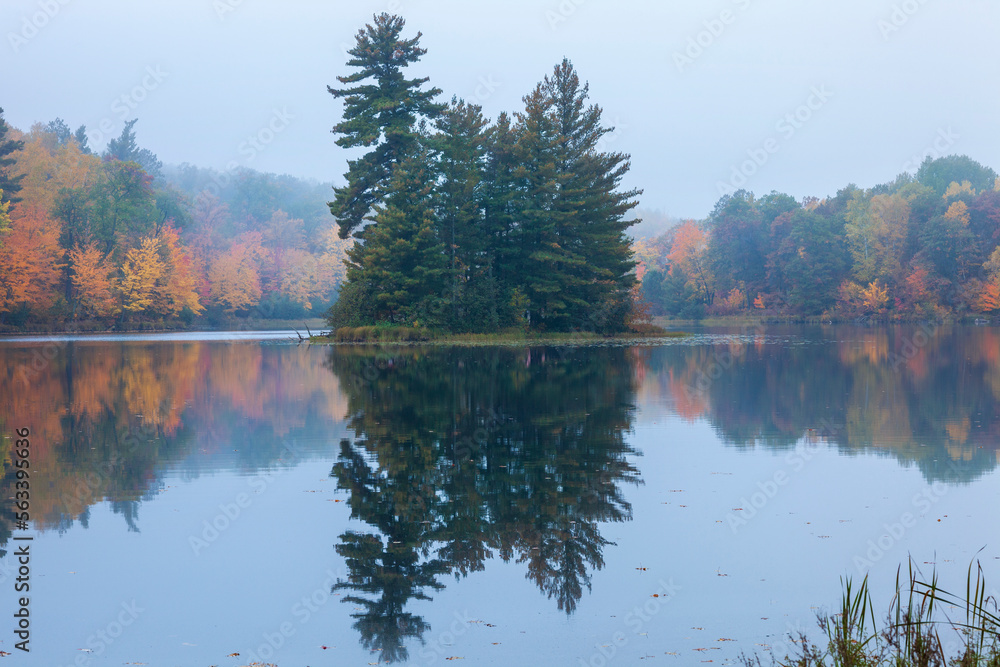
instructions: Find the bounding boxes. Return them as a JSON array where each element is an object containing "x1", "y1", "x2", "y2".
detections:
[
  {"x1": 209, "y1": 232, "x2": 267, "y2": 312},
  {"x1": 69, "y1": 242, "x2": 118, "y2": 319},
  {"x1": 665, "y1": 220, "x2": 714, "y2": 303},
  {"x1": 151, "y1": 224, "x2": 203, "y2": 317},
  {"x1": 0, "y1": 204, "x2": 63, "y2": 315}
]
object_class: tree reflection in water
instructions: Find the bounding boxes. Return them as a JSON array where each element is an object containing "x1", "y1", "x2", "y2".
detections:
[{"x1": 326, "y1": 346, "x2": 643, "y2": 663}]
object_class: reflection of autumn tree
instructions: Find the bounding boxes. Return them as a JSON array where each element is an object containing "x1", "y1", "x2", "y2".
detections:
[
  {"x1": 326, "y1": 346, "x2": 640, "y2": 663},
  {"x1": 0, "y1": 341, "x2": 348, "y2": 549},
  {"x1": 649, "y1": 326, "x2": 1000, "y2": 482}
]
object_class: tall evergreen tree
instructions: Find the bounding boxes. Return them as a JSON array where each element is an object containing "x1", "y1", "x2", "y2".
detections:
[
  {"x1": 0, "y1": 108, "x2": 25, "y2": 205},
  {"x1": 428, "y1": 98, "x2": 493, "y2": 329},
  {"x1": 344, "y1": 154, "x2": 447, "y2": 324},
  {"x1": 105, "y1": 119, "x2": 162, "y2": 178},
  {"x1": 512, "y1": 60, "x2": 640, "y2": 331},
  {"x1": 328, "y1": 13, "x2": 444, "y2": 239}
]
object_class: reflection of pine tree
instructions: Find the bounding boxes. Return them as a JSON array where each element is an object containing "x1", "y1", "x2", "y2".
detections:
[
  {"x1": 335, "y1": 531, "x2": 445, "y2": 663},
  {"x1": 327, "y1": 345, "x2": 641, "y2": 661}
]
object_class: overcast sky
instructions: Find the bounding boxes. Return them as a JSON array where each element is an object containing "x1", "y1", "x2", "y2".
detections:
[{"x1": 2, "y1": 0, "x2": 998, "y2": 219}]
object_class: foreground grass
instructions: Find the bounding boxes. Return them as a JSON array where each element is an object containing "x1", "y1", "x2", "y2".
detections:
[
  {"x1": 310, "y1": 324, "x2": 691, "y2": 345},
  {"x1": 744, "y1": 559, "x2": 1000, "y2": 667}
]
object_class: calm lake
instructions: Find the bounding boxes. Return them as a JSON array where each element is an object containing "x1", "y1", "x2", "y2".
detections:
[{"x1": 1, "y1": 325, "x2": 999, "y2": 665}]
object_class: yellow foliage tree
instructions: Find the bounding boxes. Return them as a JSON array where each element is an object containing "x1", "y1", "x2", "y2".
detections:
[
  {"x1": 151, "y1": 224, "x2": 203, "y2": 317},
  {"x1": 117, "y1": 236, "x2": 164, "y2": 314},
  {"x1": 861, "y1": 281, "x2": 890, "y2": 314},
  {"x1": 944, "y1": 201, "x2": 970, "y2": 226},
  {"x1": 943, "y1": 180, "x2": 976, "y2": 200}
]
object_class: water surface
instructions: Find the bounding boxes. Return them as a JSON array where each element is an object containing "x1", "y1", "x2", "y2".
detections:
[{"x1": 1, "y1": 325, "x2": 998, "y2": 665}]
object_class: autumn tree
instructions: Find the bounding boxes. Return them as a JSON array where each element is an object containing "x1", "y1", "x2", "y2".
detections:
[
  {"x1": 666, "y1": 220, "x2": 714, "y2": 304},
  {"x1": 69, "y1": 242, "x2": 118, "y2": 319},
  {"x1": 209, "y1": 233, "x2": 267, "y2": 313},
  {"x1": 151, "y1": 224, "x2": 203, "y2": 317},
  {"x1": 844, "y1": 192, "x2": 909, "y2": 286},
  {"x1": 767, "y1": 209, "x2": 849, "y2": 314},
  {"x1": 117, "y1": 236, "x2": 164, "y2": 316},
  {"x1": 0, "y1": 206, "x2": 64, "y2": 318}
]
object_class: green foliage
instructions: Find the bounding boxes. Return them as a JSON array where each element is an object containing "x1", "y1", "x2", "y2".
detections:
[
  {"x1": 918, "y1": 155, "x2": 998, "y2": 197},
  {"x1": 0, "y1": 107, "x2": 25, "y2": 205},
  {"x1": 328, "y1": 12, "x2": 444, "y2": 239},
  {"x1": 104, "y1": 119, "x2": 162, "y2": 178},
  {"x1": 326, "y1": 26, "x2": 641, "y2": 334},
  {"x1": 327, "y1": 280, "x2": 380, "y2": 329}
]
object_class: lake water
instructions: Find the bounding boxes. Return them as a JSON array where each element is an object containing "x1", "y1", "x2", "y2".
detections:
[{"x1": 1, "y1": 325, "x2": 998, "y2": 665}]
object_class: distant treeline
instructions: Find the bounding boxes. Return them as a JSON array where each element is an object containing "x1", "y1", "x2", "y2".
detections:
[
  {"x1": 0, "y1": 112, "x2": 349, "y2": 330},
  {"x1": 637, "y1": 155, "x2": 1000, "y2": 320}
]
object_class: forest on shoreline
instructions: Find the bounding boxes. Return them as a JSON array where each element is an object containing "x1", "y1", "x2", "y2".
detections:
[
  {"x1": 637, "y1": 154, "x2": 1000, "y2": 322},
  {"x1": 0, "y1": 112, "x2": 350, "y2": 332},
  {"x1": 3, "y1": 13, "x2": 1000, "y2": 332}
]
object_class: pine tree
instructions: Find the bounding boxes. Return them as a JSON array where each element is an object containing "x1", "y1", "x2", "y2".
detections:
[
  {"x1": 345, "y1": 155, "x2": 446, "y2": 324},
  {"x1": 328, "y1": 13, "x2": 444, "y2": 239},
  {"x1": 0, "y1": 108, "x2": 25, "y2": 205},
  {"x1": 511, "y1": 60, "x2": 641, "y2": 332},
  {"x1": 104, "y1": 119, "x2": 162, "y2": 178},
  {"x1": 428, "y1": 98, "x2": 493, "y2": 329},
  {"x1": 545, "y1": 60, "x2": 641, "y2": 331}
]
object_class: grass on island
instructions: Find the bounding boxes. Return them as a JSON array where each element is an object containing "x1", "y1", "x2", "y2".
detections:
[
  {"x1": 311, "y1": 322, "x2": 690, "y2": 345},
  {"x1": 743, "y1": 558, "x2": 1000, "y2": 667}
]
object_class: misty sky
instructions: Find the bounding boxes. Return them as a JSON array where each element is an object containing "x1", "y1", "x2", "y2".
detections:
[{"x1": 2, "y1": 0, "x2": 998, "y2": 219}]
